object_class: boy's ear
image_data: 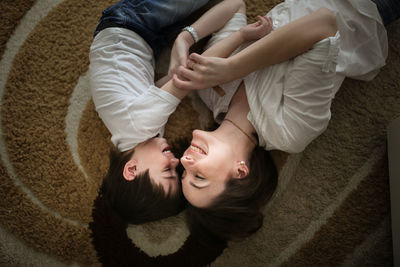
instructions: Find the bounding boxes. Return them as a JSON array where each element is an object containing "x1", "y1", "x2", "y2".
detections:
[
  {"x1": 123, "y1": 159, "x2": 138, "y2": 181},
  {"x1": 232, "y1": 161, "x2": 249, "y2": 179}
]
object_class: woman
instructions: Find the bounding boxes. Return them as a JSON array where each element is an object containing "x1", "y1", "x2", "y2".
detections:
[
  {"x1": 89, "y1": 0, "x2": 251, "y2": 224},
  {"x1": 172, "y1": 0, "x2": 394, "y2": 241}
]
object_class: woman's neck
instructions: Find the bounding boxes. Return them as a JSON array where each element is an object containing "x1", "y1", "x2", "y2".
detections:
[
  {"x1": 214, "y1": 82, "x2": 257, "y2": 155},
  {"x1": 226, "y1": 82, "x2": 257, "y2": 141},
  {"x1": 214, "y1": 120, "x2": 256, "y2": 159}
]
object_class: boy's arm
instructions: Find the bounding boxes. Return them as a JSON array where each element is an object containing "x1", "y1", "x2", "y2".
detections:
[
  {"x1": 168, "y1": 0, "x2": 246, "y2": 76},
  {"x1": 160, "y1": 80, "x2": 189, "y2": 100},
  {"x1": 173, "y1": 8, "x2": 338, "y2": 90},
  {"x1": 160, "y1": 29, "x2": 245, "y2": 97},
  {"x1": 162, "y1": 13, "x2": 272, "y2": 95},
  {"x1": 200, "y1": 16, "x2": 273, "y2": 58},
  {"x1": 162, "y1": 20, "x2": 259, "y2": 100}
]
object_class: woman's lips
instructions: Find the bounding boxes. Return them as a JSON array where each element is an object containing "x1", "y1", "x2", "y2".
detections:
[{"x1": 190, "y1": 143, "x2": 206, "y2": 155}]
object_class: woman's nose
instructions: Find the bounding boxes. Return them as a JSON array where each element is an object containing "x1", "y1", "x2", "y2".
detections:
[
  {"x1": 192, "y1": 129, "x2": 204, "y2": 138},
  {"x1": 180, "y1": 155, "x2": 194, "y2": 168}
]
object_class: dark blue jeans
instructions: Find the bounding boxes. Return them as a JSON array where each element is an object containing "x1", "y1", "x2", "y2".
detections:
[
  {"x1": 94, "y1": 0, "x2": 209, "y2": 58},
  {"x1": 370, "y1": 0, "x2": 400, "y2": 25}
]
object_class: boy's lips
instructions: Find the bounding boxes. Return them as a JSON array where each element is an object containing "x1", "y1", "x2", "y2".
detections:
[
  {"x1": 162, "y1": 145, "x2": 170, "y2": 152},
  {"x1": 162, "y1": 145, "x2": 175, "y2": 157}
]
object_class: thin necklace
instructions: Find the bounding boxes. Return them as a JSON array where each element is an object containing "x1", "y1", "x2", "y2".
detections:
[{"x1": 223, "y1": 118, "x2": 258, "y2": 146}]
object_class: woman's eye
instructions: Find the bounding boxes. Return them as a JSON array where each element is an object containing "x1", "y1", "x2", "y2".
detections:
[
  {"x1": 164, "y1": 167, "x2": 171, "y2": 172},
  {"x1": 195, "y1": 176, "x2": 205, "y2": 181}
]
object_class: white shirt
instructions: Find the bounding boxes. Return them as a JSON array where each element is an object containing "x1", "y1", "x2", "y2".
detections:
[
  {"x1": 89, "y1": 27, "x2": 180, "y2": 152},
  {"x1": 198, "y1": 0, "x2": 387, "y2": 153}
]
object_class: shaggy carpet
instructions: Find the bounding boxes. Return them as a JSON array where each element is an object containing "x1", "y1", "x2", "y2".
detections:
[{"x1": 0, "y1": 0, "x2": 398, "y2": 266}]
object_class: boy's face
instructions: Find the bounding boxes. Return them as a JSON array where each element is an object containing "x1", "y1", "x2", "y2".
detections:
[{"x1": 133, "y1": 137, "x2": 180, "y2": 194}]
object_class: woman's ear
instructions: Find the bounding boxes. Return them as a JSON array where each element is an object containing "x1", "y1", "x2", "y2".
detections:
[
  {"x1": 123, "y1": 159, "x2": 138, "y2": 181},
  {"x1": 233, "y1": 161, "x2": 249, "y2": 179}
]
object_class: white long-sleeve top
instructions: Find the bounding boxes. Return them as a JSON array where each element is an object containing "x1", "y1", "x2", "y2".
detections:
[
  {"x1": 89, "y1": 27, "x2": 180, "y2": 152},
  {"x1": 198, "y1": 0, "x2": 388, "y2": 153}
]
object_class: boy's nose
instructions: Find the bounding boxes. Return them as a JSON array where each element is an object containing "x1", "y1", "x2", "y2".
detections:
[{"x1": 170, "y1": 158, "x2": 179, "y2": 168}]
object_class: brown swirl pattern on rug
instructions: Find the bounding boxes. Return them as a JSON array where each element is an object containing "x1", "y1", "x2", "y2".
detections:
[
  {"x1": 0, "y1": 0, "x2": 398, "y2": 266},
  {"x1": 0, "y1": 0, "x2": 36, "y2": 58}
]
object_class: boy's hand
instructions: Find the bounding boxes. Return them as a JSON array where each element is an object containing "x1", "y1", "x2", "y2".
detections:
[{"x1": 168, "y1": 31, "x2": 194, "y2": 78}]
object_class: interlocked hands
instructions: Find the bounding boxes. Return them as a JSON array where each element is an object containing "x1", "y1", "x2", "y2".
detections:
[{"x1": 168, "y1": 16, "x2": 273, "y2": 91}]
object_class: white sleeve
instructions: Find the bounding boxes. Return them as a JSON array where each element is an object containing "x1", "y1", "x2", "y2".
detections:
[
  {"x1": 123, "y1": 86, "x2": 181, "y2": 148},
  {"x1": 247, "y1": 33, "x2": 344, "y2": 153},
  {"x1": 89, "y1": 28, "x2": 180, "y2": 152},
  {"x1": 279, "y1": 33, "x2": 342, "y2": 153},
  {"x1": 94, "y1": 85, "x2": 180, "y2": 152}
]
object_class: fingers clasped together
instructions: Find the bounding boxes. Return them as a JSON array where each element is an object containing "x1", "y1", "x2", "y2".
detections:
[
  {"x1": 168, "y1": 16, "x2": 274, "y2": 92},
  {"x1": 173, "y1": 53, "x2": 232, "y2": 91},
  {"x1": 188, "y1": 60, "x2": 197, "y2": 70}
]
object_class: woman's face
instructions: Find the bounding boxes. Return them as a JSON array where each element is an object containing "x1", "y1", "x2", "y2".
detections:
[
  {"x1": 180, "y1": 130, "x2": 236, "y2": 208},
  {"x1": 133, "y1": 137, "x2": 179, "y2": 195}
]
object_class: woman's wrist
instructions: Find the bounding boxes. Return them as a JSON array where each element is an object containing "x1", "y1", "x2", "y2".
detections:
[
  {"x1": 225, "y1": 56, "x2": 241, "y2": 81},
  {"x1": 237, "y1": 28, "x2": 248, "y2": 43}
]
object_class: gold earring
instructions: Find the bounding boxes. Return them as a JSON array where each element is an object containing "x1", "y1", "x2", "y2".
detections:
[{"x1": 239, "y1": 161, "x2": 245, "y2": 165}]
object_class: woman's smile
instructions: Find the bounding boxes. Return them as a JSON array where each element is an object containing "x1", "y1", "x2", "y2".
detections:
[{"x1": 190, "y1": 143, "x2": 207, "y2": 154}]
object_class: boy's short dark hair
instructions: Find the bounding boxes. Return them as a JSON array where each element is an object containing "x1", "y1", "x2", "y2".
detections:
[{"x1": 101, "y1": 147, "x2": 185, "y2": 224}]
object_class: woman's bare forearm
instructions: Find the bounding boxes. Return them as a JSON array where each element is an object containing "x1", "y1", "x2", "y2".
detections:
[
  {"x1": 228, "y1": 8, "x2": 338, "y2": 80},
  {"x1": 173, "y1": 8, "x2": 337, "y2": 91},
  {"x1": 202, "y1": 31, "x2": 245, "y2": 58}
]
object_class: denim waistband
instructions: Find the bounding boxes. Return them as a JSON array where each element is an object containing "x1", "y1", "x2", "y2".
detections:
[{"x1": 93, "y1": 0, "x2": 209, "y2": 58}]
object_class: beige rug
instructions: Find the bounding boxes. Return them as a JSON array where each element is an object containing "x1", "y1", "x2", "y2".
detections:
[{"x1": 0, "y1": 0, "x2": 398, "y2": 265}]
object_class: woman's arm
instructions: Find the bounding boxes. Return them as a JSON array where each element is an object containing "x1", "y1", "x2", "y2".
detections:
[
  {"x1": 173, "y1": 8, "x2": 338, "y2": 90},
  {"x1": 161, "y1": 0, "x2": 247, "y2": 95},
  {"x1": 162, "y1": 15, "x2": 272, "y2": 92},
  {"x1": 168, "y1": 0, "x2": 246, "y2": 76}
]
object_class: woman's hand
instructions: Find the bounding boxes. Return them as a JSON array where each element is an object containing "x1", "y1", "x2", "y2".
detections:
[
  {"x1": 168, "y1": 31, "x2": 194, "y2": 78},
  {"x1": 240, "y1": 16, "x2": 273, "y2": 42},
  {"x1": 173, "y1": 53, "x2": 236, "y2": 91},
  {"x1": 171, "y1": 17, "x2": 273, "y2": 91}
]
